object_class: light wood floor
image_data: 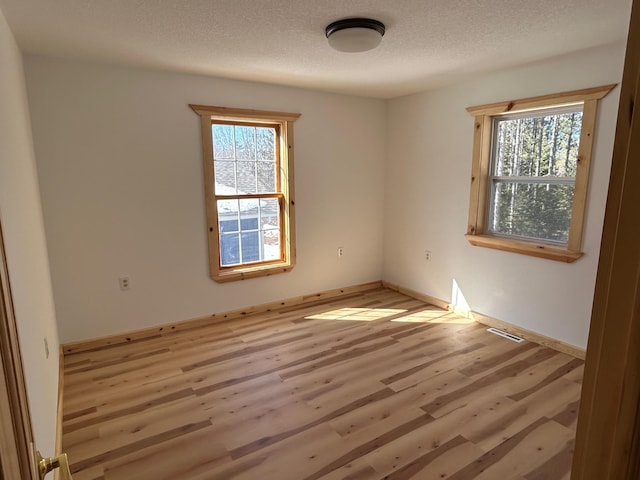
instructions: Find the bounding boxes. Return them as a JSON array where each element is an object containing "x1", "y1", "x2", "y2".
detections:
[{"x1": 62, "y1": 287, "x2": 584, "y2": 480}]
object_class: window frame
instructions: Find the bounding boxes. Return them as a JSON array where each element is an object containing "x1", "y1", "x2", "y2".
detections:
[
  {"x1": 190, "y1": 105, "x2": 301, "y2": 282},
  {"x1": 465, "y1": 84, "x2": 616, "y2": 263}
]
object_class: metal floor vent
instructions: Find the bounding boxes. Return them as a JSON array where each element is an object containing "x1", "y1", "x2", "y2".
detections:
[{"x1": 486, "y1": 327, "x2": 524, "y2": 343}]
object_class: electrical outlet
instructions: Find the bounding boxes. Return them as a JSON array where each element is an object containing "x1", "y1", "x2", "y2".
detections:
[
  {"x1": 119, "y1": 276, "x2": 131, "y2": 290},
  {"x1": 44, "y1": 337, "x2": 49, "y2": 359},
  {"x1": 337, "y1": 247, "x2": 344, "y2": 259},
  {"x1": 425, "y1": 250, "x2": 431, "y2": 261}
]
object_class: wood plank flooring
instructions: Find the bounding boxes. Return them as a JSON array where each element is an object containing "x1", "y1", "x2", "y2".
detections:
[{"x1": 62, "y1": 287, "x2": 583, "y2": 480}]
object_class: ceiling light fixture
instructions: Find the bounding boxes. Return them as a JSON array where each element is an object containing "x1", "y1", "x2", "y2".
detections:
[{"x1": 325, "y1": 18, "x2": 385, "y2": 53}]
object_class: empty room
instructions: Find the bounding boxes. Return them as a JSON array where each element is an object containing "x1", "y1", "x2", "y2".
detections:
[{"x1": 1, "y1": 0, "x2": 639, "y2": 479}]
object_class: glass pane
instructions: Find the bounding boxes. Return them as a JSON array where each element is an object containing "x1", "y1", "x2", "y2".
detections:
[
  {"x1": 241, "y1": 232, "x2": 260, "y2": 262},
  {"x1": 212, "y1": 124, "x2": 235, "y2": 160},
  {"x1": 490, "y1": 182, "x2": 575, "y2": 243},
  {"x1": 239, "y1": 198, "x2": 259, "y2": 218},
  {"x1": 217, "y1": 199, "x2": 239, "y2": 225},
  {"x1": 256, "y1": 127, "x2": 276, "y2": 161},
  {"x1": 240, "y1": 217, "x2": 258, "y2": 231},
  {"x1": 219, "y1": 218, "x2": 239, "y2": 234},
  {"x1": 260, "y1": 198, "x2": 279, "y2": 228},
  {"x1": 218, "y1": 199, "x2": 239, "y2": 266},
  {"x1": 214, "y1": 161, "x2": 236, "y2": 194},
  {"x1": 493, "y1": 110, "x2": 583, "y2": 177},
  {"x1": 237, "y1": 162, "x2": 257, "y2": 194},
  {"x1": 257, "y1": 162, "x2": 276, "y2": 193},
  {"x1": 262, "y1": 229, "x2": 280, "y2": 260},
  {"x1": 235, "y1": 126, "x2": 256, "y2": 160},
  {"x1": 220, "y1": 232, "x2": 239, "y2": 266},
  {"x1": 261, "y1": 197, "x2": 281, "y2": 261}
]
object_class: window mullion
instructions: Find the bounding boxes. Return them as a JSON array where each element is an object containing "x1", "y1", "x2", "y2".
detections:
[{"x1": 491, "y1": 176, "x2": 576, "y2": 184}]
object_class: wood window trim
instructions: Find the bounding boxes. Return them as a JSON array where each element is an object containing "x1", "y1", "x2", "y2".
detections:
[
  {"x1": 190, "y1": 105, "x2": 300, "y2": 282},
  {"x1": 465, "y1": 84, "x2": 616, "y2": 263}
]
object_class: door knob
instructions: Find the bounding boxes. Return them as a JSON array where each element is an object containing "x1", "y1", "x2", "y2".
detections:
[{"x1": 37, "y1": 451, "x2": 73, "y2": 480}]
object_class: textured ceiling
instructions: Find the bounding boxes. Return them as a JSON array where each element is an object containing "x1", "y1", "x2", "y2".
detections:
[{"x1": 0, "y1": 0, "x2": 633, "y2": 98}]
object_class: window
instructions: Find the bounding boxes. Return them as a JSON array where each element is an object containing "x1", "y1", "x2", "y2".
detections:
[
  {"x1": 190, "y1": 105, "x2": 300, "y2": 282},
  {"x1": 465, "y1": 85, "x2": 615, "y2": 262}
]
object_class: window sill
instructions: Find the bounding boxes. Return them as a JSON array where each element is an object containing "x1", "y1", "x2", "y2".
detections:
[
  {"x1": 465, "y1": 234, "x2": 583, "y2": 263},
  {"x1": 212, "y1": 261, "x2": 294, "y2": 283}
]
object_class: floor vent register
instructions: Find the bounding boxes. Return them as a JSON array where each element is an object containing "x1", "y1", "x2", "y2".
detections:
[{"x1": 486, "y1": 327, "x2": 525, "y2": 343}]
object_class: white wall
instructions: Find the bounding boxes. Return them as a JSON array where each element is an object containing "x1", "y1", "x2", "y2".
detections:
[
  {"x1": 384, "y1": 42, "x2": 626, "y2": 349},
  {"x1": 24, "y1": 57, "x2": 387, "y2": 343},
  {"x1": 0, "y1": 7, "x2": 59, "y2": 457}
]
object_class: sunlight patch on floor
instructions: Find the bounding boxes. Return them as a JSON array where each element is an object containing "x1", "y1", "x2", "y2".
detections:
[
  {"x1": 305, "y1": 306, "x2": 475, "y2": 325},
  {"x1": 306, "y1": 307, "x2": 407, "y2": 321},
  {"x1": 391, "y1": 309, "x2": 475, "y2": 324}
]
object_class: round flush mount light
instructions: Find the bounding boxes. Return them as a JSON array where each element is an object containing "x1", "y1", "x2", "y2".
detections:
[{"x1": 325, "y1": 18, "x2": 385, "y2": 53}]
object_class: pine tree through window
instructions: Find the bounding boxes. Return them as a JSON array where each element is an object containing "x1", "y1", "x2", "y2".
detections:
[
  {"x1": 191, "y1": 106, "x2": 300, "y2": 282},
  {"x1": 465, "y1": 85, "x2": 615, "y2": 262}
]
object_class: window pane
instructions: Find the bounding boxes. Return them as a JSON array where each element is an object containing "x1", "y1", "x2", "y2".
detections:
[
  {"x1": 490, "y1": 182, "x2": 575, "y2": 243},
  {"x1": 494, "y1": 110, "x2": 583, "y2": 177},
  {"x1": 219, "y1": 218, "x2": 239, "y2": 234},
  {"x1": 220, "y1": 232, "x2": 239, "y2": 266},
  {"x1": 256, "y1": 127, "x2": 276, "y2": 161},
  {"x1": 257, "y1": 162, "x2": 276, "y2": 193},
  {"x1": 214, "y1": 161, "x2": 236, "y2": 194},
  {"x1": 261, "y1": 198, "x2": 281, "y2": 261},
  {"x1": 239, "y1": 198, "x2": 259, "y2": 217},
  {"x1": 241, "y1": 231, "x2": 260, "y2": 262},
  {"x1": 217, "y1": 199, "x2": 239, "y2": 227},
  {"x1": 237, "y1": 162, "x2": 257, "y2": 194},
  {"x1": 235, "y1": 126, "x2": 256, "y2": 160},
  {"x1": 260, "y1": 198, "x2": 279, "y2": 228},
  {"x1": 212, "y1": 124, "x2": 235, "y2": 160},
  {"x1": 262, "y1": 229, "x2": 280, "y2": 260},
  {"x1": 240, "y1": 217, "x2": 258, "y2": 230},
  {"x1": 218, "y1": 200, "x2": 239, "y2": 267}
]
